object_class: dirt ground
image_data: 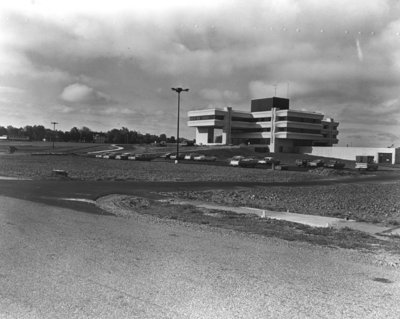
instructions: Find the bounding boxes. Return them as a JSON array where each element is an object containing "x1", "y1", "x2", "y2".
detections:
[{"x1": 158, "y1": 181, "x2": 400, "y2": 226}]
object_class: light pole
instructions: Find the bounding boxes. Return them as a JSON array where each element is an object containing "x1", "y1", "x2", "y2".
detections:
[
  {"x1": 51, "y1": 121, "x2": 58, "y2": 149},
  {"x1": 171, "y1": 87, "x2": 189, "y2": 163}
]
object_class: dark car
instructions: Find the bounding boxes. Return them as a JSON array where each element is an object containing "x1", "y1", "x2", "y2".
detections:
[
  {"x1": 324, "y1": 160, "x2": 345, "y2": 169},
  {"x1": 295, "y1": 159, "x2": 309, "y2": 167},
  {"x1": 239, "y1": 157, "x2": 258, "y2": 168},
  {"x1": 308, "y1": 159, "x2": 325, "y2": 167}
]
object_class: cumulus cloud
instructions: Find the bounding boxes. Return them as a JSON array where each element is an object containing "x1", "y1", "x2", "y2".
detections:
[{"x1": 60, "y1": 83, "x2": 112, "y2": 105}]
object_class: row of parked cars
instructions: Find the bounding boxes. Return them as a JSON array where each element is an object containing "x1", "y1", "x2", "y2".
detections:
[
  {"x1": 161, "y1": 153, "x2": 217, "y2": 162},
  {"x1": 95, "y1": 151, "x2": 218, "y2": 162},
  {"x1": 295, "y1": 159, "x2": 346, "y2": 169},
  {"x1": 229, "y1": 156, "x2": 289, "y2": 170},
  {"x1": 95, "y1": 152, "x2": 154, "y2": 161}
]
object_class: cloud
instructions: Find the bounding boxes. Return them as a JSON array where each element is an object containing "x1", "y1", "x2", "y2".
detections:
[
  {"x1": 60, "y1": 83, "x2": 112, "y2": 105},
  {"x1": 199, "y1": 88, "x2": 240, "y2": 102},
  {"x1": 1, "y1": 0, "x2": 400, "y2": 145}
]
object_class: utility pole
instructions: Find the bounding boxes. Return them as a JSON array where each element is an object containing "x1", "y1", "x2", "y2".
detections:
[
  {"x1": 171, "y1": 87, "x2": 189, "y2": 163},
  {"x1": 51, "y1": 121, "x2": 58, "y2": 149}
]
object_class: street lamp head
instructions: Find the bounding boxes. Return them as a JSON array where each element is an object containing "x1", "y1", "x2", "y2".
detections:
[{"x1": 171, "y1": 87, "x2": 189, "y2": 93}]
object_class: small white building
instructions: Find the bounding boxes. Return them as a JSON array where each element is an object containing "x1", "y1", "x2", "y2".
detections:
[
  {"x1": 188, "y1": 97, "x2": 339, "y2": 153},
  {"x1": 298, "y1": 146, "x2": 400, "y2": 164}
]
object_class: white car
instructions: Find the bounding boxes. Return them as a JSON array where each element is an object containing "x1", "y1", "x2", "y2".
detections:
[
  {"x1": 193, "y1": 154, "x2": 206, "y2": 161},
  {"x1": 184, "y1": 153, "x2": 196, "y2": 160},
  {"x1": 229, "y1": 156, "x2": 245, "y2": 167}
]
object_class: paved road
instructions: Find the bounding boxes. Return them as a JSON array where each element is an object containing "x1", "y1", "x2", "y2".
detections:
[{"x1": 1, "y1": 195, "x2": 400, "y2": 318}]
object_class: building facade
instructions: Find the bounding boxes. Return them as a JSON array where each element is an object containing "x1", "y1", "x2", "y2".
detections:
[{"x1": 187, "y1": 97, "x2": 339, "y2": 153}]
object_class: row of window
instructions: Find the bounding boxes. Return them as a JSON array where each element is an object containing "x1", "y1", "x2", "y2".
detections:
[
  {"x1": 277, "y1": 127, "x2": 321, "y2": 134},
  {"x1": 190, "y1": 115, "x2": 328, "y2": 126},
  {"x1": 277, "y1": 116, "x2": 321, "y2": 124},
  {"x1": 189, "y1": 115, "x2": 224, "y2": 121},
  {"x1": 322, "y1": 125, "x2": 339, "y2": 130}
]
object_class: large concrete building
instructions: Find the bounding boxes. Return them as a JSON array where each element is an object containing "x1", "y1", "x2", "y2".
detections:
[{"x1": 188, "y1": 97, "x2": 339, "y2": 153}]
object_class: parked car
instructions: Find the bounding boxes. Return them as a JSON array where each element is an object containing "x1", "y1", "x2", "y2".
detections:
[
  {"x1": 229, "y1": 156, "x2": 245, "y2": 167},
  {"x1": 239, "y1": 157, "x2": 258, "y2": 168},
  {"x1": 184, "y1": 153, "x2": 197, "y2": 160},
  {"x1": 102, "y1": 153, "x2": 112, "y2": 159},
  {"x1": 134, "y1": 154, "x2": 154, "y2": 161},
  {"x1": 275, "y1": 164, "x2": 289, "y2": 170},
  {"x1": 160, "y1": 152, "x2": 172, "y2": 159},
  {"x1": 202, "y1": 156, "x2": 217, "y2": 162},
  {"x1": 258, "y1": 157, "x2": 280, "y2": 165},
  {"x1": 107, "y1": 152, "x2": 122, "y2": 159},
  {"x1": 170, "y1": 153, "x2": 185, "y2": 160},
  {"x1": 295, "y1": 159, "x2": 309, "y2": 167},
  {"x1": 308, "y1": 159, "x2": 325, "y2": 167},
  {"x1": 115, "y1": 152, "x2": 131, "y2": 160},
  {"x1": 95, "y1": 153, "x2": 104, "y2": 158},
  {"x1": 324, "y1": 160, "x2": 345, "y2": 169},
  {"x1": 127, "y1": 154, "x2": 136, "y2": 160}
]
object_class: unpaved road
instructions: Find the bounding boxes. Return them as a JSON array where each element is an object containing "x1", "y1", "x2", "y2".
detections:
[{"x1": 1, "y1": 195, "x2": 400, "y2": 318}]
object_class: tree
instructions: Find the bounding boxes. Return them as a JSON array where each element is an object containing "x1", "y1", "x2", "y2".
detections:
[
  {"x1": 0, "y1": 126, "x2": 7, "y2": 136},
  {"x1": 79, "y1": 126, "x2": 93, "y2": 143},
  {"x1": 70, "y1": 127, "x2": 80, "y2": 142}
]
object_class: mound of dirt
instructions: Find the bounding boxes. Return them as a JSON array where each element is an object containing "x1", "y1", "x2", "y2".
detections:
[{"x1": 96, "y1": 194, "x2": 150, "y2": 217}]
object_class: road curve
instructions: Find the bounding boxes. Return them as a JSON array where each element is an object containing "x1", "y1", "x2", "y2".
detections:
[{"x1": 1, "y1": 195, "x2": 399, "y2": 318}]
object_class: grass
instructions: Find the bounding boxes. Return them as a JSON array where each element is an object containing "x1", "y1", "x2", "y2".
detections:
[{"x1": 116, "y1": 197, "x2": 400, "y2": 254}]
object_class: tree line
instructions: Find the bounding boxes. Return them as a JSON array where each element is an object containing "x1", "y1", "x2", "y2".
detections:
[{"x1": 0, "y1": 125, "x2": 179, "y2": 144}]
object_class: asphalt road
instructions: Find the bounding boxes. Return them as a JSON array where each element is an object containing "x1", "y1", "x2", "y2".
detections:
[{"x1": 1, "y1": 194, "x2": 400, "y2": 318}]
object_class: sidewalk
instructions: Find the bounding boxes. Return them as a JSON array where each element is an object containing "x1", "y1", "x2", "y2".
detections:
[{"x1": 162, "y1": 199, "x2": 397, "y2": 236}]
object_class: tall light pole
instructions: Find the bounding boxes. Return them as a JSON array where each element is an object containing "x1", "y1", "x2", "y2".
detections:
[
  {"x1": 51, "y1": 121, "x2": 58, "y2": 149},
  {"x1": 171, "y1": 87, "x2": 189, "y2": 163}
]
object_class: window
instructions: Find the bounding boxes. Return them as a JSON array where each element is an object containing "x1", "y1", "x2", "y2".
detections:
[{"x1": 189, "y1": 115, "x2": 224, "y2": 121}]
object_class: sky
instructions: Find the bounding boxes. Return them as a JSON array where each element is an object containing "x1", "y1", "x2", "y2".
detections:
[{"x1": 1, "y1": 0, "x2": 400, "y2": 147}]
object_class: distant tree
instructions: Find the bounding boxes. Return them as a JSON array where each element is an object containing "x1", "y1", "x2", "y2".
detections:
[
  {"x1": 7, "y1": 125, "x2": 20, "y2": 137},
  {"x1": 32, "y1": 125, "x2": 46, "y2": 141},
  {"x1": 70, "y1": 127, "x2": 81, "y2": 142},
  {"x1": 79, "y1": 126, "x2": 93, "y2": 143},
  {"x1": 0, "y1": 126, "x2": 8, "y2": 136}
]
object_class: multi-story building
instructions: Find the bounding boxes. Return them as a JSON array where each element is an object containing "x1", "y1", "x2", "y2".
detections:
[{"x1": 187, "y1": 97, "x2": 339, "y2": 153}]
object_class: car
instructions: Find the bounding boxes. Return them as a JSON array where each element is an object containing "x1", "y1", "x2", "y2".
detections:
[
  {"x1": 201, "y1": 156, "x2": 217, "y2": 162},
  {"x1": 160, "y1": 152, "x2": 172, "y2": 159},
  {"x1": 275, "y1": 164, "x2": 289, "y2": 170},
  {"x1": 239, "y1": 157, "x2": 258, "y2": 168},
  {"x1": 229, "y1": 156, "x2": 245, "y2": 167},
  {"x1": 115, "y1": 152, "x2": 131, "y2": 160},
  {"x1": 127, "y1": 154, "x2": 136, "y2": 160},
  {"x1": 95, "y1": 153, "x2": 104, "y2": 158},
  {"x1": 258, "y1": 157, "x2": 280, "y2": 165},
  {"x1": 193, "y1": 154, "x2": 206, "y2": 161},
  {"x1": 107, "y1": 152, "x2": 122, "y2": 159},
  {"x1": 295, "y1": 159, "x2": 309, "y2": 167},
  {"x1": 308, "y1": 159, "x2": 325, "y2": 167},
  {"x1": 134, "y1": 154, "x2": 154, "y2": 161},
  {"x1": 184, "y1": 153, "x2": 197, "y2": 160},
  {"x1": 324, "y1": 160, "x2": 345, "y2": 169},
  {"x1": 170, "y1": 153, "x2": 185, "y2": 160},
  {"x1": 102, "y1": 153, "x2": 112, "y2": 159}
]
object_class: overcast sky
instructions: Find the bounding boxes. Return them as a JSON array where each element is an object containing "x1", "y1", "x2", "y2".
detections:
[{"x1": 1, "y1": 0, "x2": 400, "y2": 147}]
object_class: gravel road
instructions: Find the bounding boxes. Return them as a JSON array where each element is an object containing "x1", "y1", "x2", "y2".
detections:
[{"x1": 1, "y1": 195, "x2": 400, "y2": 318}]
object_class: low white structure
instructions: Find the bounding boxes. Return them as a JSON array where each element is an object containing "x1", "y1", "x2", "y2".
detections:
[{"x1": 298, "y1": 146, "x2": 400, "y2": 164}]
